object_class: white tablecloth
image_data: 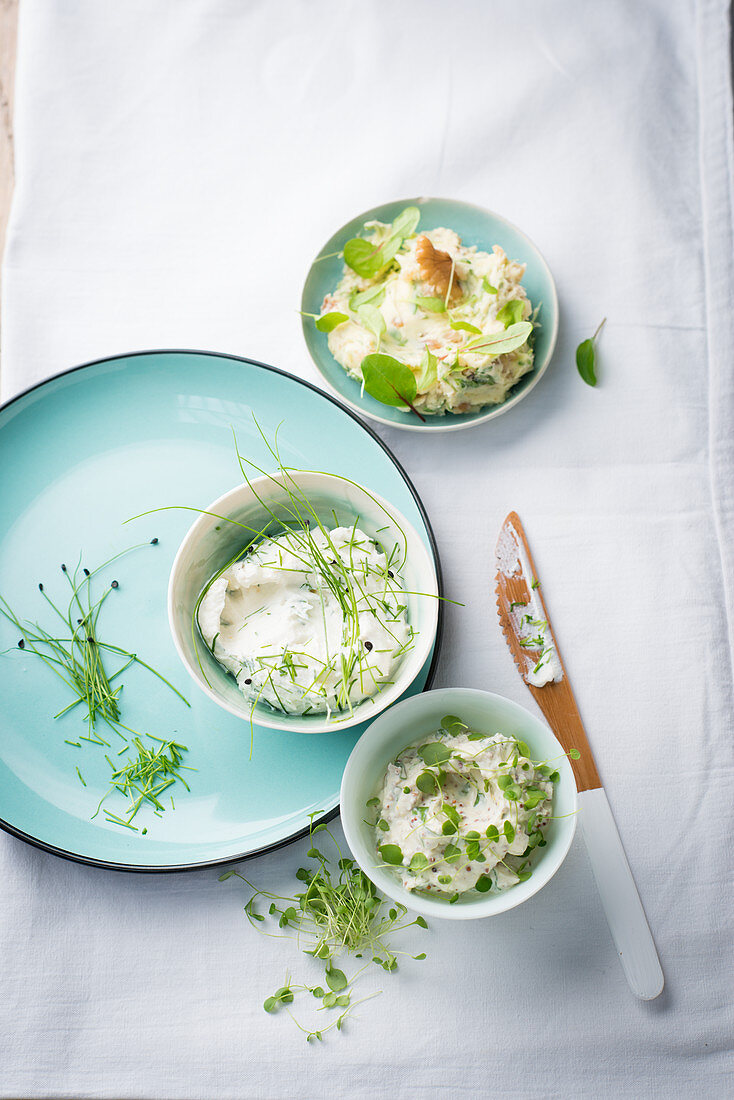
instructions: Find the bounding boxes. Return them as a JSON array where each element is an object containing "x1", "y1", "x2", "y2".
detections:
[{"x1": 2, "y1": 1, "x2": 733, "y2": 1096}]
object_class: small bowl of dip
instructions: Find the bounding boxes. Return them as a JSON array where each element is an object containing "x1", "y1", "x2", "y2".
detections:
[
  {"x1": 340, "y1": 687, "x2": 577, "y2": 919},
  {"x1": 167, "y1": 471, "x2": 439, "y2": 734}
]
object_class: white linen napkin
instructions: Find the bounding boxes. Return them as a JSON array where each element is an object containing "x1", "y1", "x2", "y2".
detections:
[{"x1": 2, "y1": 1, "x2": 733, "y2": 1096}]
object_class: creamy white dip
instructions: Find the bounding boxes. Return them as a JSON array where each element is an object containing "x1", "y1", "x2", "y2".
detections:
[
  {"x1": 373, "y1": 721, "x2": 555, "y2": 896},
  {"x1": 198, "y1": 525, "x2": 411, "y2": 716}
]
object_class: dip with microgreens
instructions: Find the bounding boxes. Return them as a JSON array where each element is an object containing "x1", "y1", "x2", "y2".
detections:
[
  {"x1": 370, "y1": 716, "x2": 556, "y2": 900},
  {"x1": 315, "y1": 206, "x2": 536, "y2": 417},
  {"x1": 197, "y1": 523, "x2": 412, "y2": 717}
]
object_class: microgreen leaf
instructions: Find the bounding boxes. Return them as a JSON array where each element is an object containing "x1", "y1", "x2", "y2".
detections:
[
  {"x1": 390, "y1": 205, "x2": 421, "y2": 239},
  {"x1": 463, "y1": 321, "x2": 532, "y2": 358},
  {"x1": 415, "y1": 916, "x2": 428, "y2": 929},
  {"x1": 485, "y1": 825, "x2": 499, "y2": 841},
  {"x1": 496, "y1": 299, "x2": 525, "y2": 328},
  {"x1": 366, "y1": 796, "x2": 380, "y2": 808},
  {"x1": 442, "y1": 803, "x2": 461, "y2": 827},
  {"x1": 475, "y1": 874, "x2": 493, "y2": 893},
  {"x1": 415, "y1": 295, "x2": 446, "y2": 313},
  {"x1": 440, "y1": 715, "x2": 466, "y2": 734},
  {"x1": 416, "y1": 770, "x2": 438, "y2": 795},
  {"x1": 444, "y1": 843, "x2": 461, "y2": 864},
  {"x1": 569, "y1": 749, "x2": 581, "y2": 760},
  {"x1": 410, "y1": 852, "x2": 429, "y2": 872},
  {"x1": 360, "y1": 353, "x2": 419, "y2": 413},
  {"x1": 503, "y1": 821, "x2": 515, "y2": 843},
  {"x1": 325, "y1": 965, "x2": 348, "y2": 992},
  {"x1": 418, "y1": 742, "x2": 451, "y2": 766},
  {"x1": 378, "y1": 844, "x2": 404, "y2": 866},
  {"x1": 576, "y1": 318, "x2": 606, "y2": 387},
  {"x1": 448, "y1": 319, "x2": 481, "y2": 333},
  {"x1": 315, "y1": 311, "x2": 348, "y2": 333},
  {"x1": 415, "y1": 348, "x2": 438, "y2": 392},
  {"x1": 349, "y1": 283, "x2": 386, "y2": 311},
  {"x1": 483, "y1": 276, "x2": 498, "y2": 294},
  {"x1": 437, "y1": 874, "x2": 452, "y2": 885},
  {"x1": 357, "y1": 303, "x2": 386, "y2": 344},
  {"x1": 377, "y1": 818, "x2": 390, "y2": 832},
  {"x1": 344, "y1": 236, "x2": 402, "y2": 279}
]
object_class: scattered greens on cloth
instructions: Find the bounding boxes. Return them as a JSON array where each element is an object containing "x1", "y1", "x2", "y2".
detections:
[
  {"x1": 576, "y1": 318, "x2": 606, "y2": 386},
  {"x1": 219, "y1": 820, "x2": 428, "y2": 1043}
]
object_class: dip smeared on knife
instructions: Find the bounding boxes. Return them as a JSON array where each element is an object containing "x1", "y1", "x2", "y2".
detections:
[
  {"x1": 198, "y1": 524, "x2": 412, "y2": 716},
  {"x1": 496, "y1": 516, "x2": 562, "y2": 687},
  {"x1": 370, "y1": 716, "x2": 556, "y2": 900}
]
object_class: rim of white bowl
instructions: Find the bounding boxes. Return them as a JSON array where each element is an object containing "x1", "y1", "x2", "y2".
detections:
[
  {"x1": 339, "y1": 687, "x2": 578, "y2": 919},
  {"x1": 302, "y1": 195, "x2": 559, "y2": 433},
  {"x1": 167, "y1": 471, "x2": 440, "y2": 733}
]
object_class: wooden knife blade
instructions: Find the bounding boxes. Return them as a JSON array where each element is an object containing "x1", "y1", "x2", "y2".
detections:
[{"x1": 495, "y1": 511, "x2": 664, "y2": 1000}]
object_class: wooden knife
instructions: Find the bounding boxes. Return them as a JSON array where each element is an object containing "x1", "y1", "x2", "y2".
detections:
[{"x1": 495, "y1": 511, "x2": 664, "y2": 1000}]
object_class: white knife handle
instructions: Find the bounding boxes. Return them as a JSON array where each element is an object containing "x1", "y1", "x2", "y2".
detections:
[{"x1": 579, "y1": 788, "x2": 664, "y2": 1000}]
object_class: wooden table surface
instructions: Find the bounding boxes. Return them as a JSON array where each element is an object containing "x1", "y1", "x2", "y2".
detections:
[{"x1": 0, "y1": 0, "x2": 18, "y2": 359}]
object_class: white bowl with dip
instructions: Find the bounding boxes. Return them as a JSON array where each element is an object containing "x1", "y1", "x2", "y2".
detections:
[
  {"x1": 340, "y1": 687, "x2": 577, "y2": 919},
  {"x1": 168, "y1": 472, "x2": 439, "y2": 734}
]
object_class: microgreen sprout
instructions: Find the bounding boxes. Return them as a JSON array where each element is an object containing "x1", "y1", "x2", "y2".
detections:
[
  {"x1": 220, "y1": 819, "x2": 428, "y2": 1042},
  {"x1": 0, "y1": 544, "x2": 192, "y2": 829}
]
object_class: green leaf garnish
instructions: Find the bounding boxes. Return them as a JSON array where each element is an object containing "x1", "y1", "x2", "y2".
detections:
[
  {"x1": 576, "y1": 318, "x2": 606, "y2": 387},
  {"x1": 483, "y1": 276, "x2": 498, "y2": 294},
  {"x1": 569, "y1": 748, "x2": 581, "y2": 760},
  {"x1": 448, "y1": 319, "x2": 481, "y2": 333},
  {"x1": 360, "y1": 353, "x2": 424, "y2": 420},
  {"x1": 343, "y1": 206, "x2": 420, "y2": 278},
  {"x1": 378, "y1": 844, "x2": 404, "y2": 866},
  {"x1": 344, "y1": 236, "x2": 401, "y2": 279},
  {"x1": 462, "y1": 321, "x2": 532, "y2": 358},
  {"x1": 415, "y1": 295, "x2": 446, "y2": 313},
  {"x1": 357, "y1": 303, "x2": 386, "y2": 345},
  {"x1": 444, "y1": 843, "x2": 461, "y2": 864},
  {"x1": 496, "y1": 299, "x2": 525, "y2": 328},
  {"x1": 349, "y1": 283, "x2": 387, "y2": 311},
  {"x1": 415, "y1": 348, "x2": 438, "y2": 392},
  {"x1": 389, "y1": 206, "x2": 421, "y2": 239},
  {"x1": 325, "y1": 965, "x2": 348, "y2": 992},
  {"x1": 416, "y1": 770, "x2": 438, "y2": 795},
  {"x1": 418, "y1": 742, "x2": 451, "y2": 766},
  {"x1": 503, "y1": 821, "x2": 515, "y2": 843},
  {"x1": 485, "y1": 825, "x2": 500, "y2": 841},
  {"x1": 442, "y1": 803, "x2": 461, "y2": 827},
  {"x1": 475, "y1": 874, "x2": 493, "y2": 893},
  {"x1": 410, "y1": 852, "x2": 429, "y2": 872},
  {"x1": 315, "y1": 311, "x2": 348, "y2": 333}
]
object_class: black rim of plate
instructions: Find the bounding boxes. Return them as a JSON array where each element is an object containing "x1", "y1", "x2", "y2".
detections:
[{"x1": 0, "y1": 349, "x2": 444, "y2": 874}]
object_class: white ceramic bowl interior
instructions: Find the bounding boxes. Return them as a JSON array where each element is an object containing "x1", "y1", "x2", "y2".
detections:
[
  {"x1": 340, "y1": 687, "x2": 577, "y2": 919},
  {"x1": 168, "y1": 471, "x2": 439, "y2": 733}
]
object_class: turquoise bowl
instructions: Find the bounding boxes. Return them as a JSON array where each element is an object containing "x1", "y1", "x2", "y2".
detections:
[
  {"x1": 340, "y1": 688, "x2": 577, "y2": 920},
  {"x1": 301, "y1": 197, "x2": 559, "y2": 433}
]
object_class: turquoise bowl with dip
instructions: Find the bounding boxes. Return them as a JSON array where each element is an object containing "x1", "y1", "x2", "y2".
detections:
[
  {"x1": 340, "y1": 687, "x2": 577, "y2": 920},
  {"x1": 301, "y1": 196, "x2": 558, "y2": 433}
]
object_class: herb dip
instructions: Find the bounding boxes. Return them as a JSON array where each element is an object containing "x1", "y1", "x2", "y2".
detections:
[
  {"x1": 198, "y1": 525, "x2": 411, "y2": 716},
  {"x1": 373, "y1": 718, "x2": 555, "y2": 897}
]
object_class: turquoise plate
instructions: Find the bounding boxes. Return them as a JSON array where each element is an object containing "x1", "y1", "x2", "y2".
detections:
[
  {"x1": 301, "y1": 196, "x2": 559, "y2": 432},
  {"x1": 0, "y1": 351, "x2": 443, "y2": 871}
]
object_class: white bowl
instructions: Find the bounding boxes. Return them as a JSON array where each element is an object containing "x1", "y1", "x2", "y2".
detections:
[
  {"x1": 340, "y1": 687, "x2": 577, "y2": 919},
  {"x1": 167, "y1": 471, "x2": 439, "y2": 733}
]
